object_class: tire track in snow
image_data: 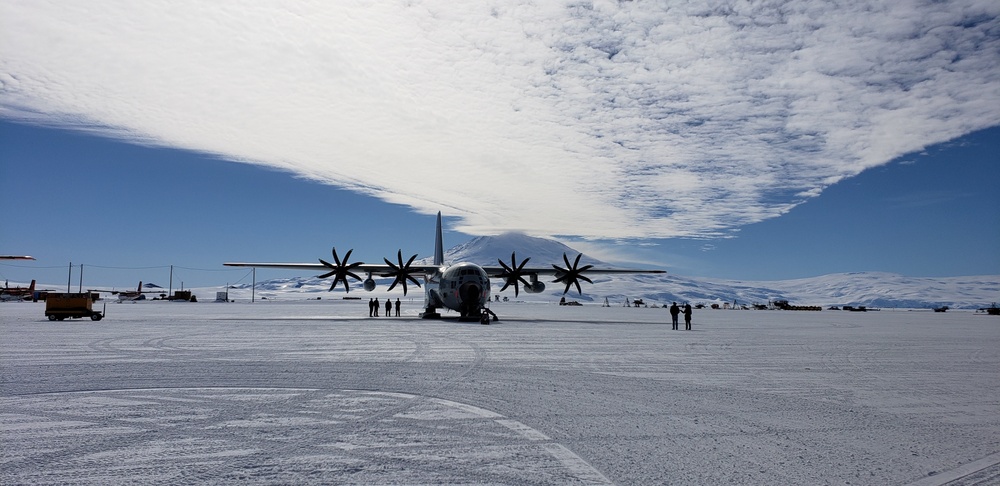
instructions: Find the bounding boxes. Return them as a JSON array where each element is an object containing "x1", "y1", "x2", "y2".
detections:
[{"x1": 2, "y1": 387, "x2": 610, "y2": 482}]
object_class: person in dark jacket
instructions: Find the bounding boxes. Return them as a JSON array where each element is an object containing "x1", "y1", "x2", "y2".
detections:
[
  {"x1": 395, "y1": 298, "x2": 401, "y2": 317},
  {"x1": 385, "y1": 299, "x2": 392, "y2": 317},
  {"x1": 373, "y1": 298, "x2": 380, "y2": 317},
  {"x1": 369, "y1": 298, "x2": 375, "y2": 317},
  {"x1": 669, "y1": 302, "x2": 680, "y2": 330},
  {"x1": 683, "y1": 303, "x2": 693, "y2": 330}
]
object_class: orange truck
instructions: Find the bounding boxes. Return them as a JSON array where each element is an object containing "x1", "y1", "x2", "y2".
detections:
[{"x1": 44, "y1": 293, "x2": 105, "y2": 321}]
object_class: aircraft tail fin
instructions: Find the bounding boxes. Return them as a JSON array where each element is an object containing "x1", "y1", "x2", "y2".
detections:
[
  {"x1": 29, "y1": 280, "x2": 35, "y2": 292},
  {"x1": 434, "y1": 212, "x2": 444, "y2": 266},
  {"x1": 137, "y1": 281, "x2": 142, "y2": 292}
]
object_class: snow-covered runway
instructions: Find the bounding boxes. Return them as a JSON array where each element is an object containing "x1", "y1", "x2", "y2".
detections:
[{"x1": 2, "y1": 301, "x2": 998, "y2": 484}]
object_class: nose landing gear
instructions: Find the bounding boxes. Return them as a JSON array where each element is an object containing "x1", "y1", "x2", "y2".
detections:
[{"x1": 479, "y1": 307, "x2": 498, "y2": 325}]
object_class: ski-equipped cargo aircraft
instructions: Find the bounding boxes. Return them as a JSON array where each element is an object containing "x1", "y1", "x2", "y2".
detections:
[{"x1": 224, "y1": 212, "x2": 665, "y2": 321}]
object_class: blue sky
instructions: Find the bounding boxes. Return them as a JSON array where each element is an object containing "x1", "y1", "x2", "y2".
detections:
[
  {"x1": 2, "y1": 120, "x2": 996, "y2": 288},
  {"x1": 2, "y1": 1, "x2": 998, "y2": 288}
]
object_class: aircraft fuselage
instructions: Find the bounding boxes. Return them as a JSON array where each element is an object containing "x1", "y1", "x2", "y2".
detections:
[{"x1": 426, "y1": 262, "x2": 491, "y2": 318}]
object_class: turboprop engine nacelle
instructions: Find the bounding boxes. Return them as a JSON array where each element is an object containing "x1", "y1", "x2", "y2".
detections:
[
  {"x1": 363, "y1": 278, "x2": 376, "y2": 292},
  {"x1": 524, "y1": 281, "x2": 545, "y2": 293}
]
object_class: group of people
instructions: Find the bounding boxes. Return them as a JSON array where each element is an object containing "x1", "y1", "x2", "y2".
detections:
[
  {"x1": 369, "y1": 298, "x2": 401, "y2": 317},
  {"x1": 669, "y1": 302, "x2": 692, "y2": 330}
]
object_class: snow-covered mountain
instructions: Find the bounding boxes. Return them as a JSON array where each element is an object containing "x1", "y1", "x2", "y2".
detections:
[
  {"x1": 232, "y1": 234, "x2": 999, "y2": 309},
  {"x1": 611, "y1": 273, "x2": 999, "y2": 310},
  {"x1": 438, "y1": 232, "x2": 606, "y2": 267}
]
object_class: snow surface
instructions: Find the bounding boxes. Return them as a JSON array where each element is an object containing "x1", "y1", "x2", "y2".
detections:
[{"x1": 2, "y1": 300, "x2": 999, "y2": 484}]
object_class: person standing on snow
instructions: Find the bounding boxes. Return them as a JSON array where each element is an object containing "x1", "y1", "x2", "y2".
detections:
[
  {"x1": 684, "y1": 303, "x2": 693, "y2": 330},
  {"x1": 669, "y1": 302, "x2": 680, "y2": 330}
]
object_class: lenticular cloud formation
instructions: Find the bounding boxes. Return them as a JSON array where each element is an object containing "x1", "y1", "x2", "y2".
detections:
[{"x1": 2, "y1": 1, "x2": 998, "y2": 239}]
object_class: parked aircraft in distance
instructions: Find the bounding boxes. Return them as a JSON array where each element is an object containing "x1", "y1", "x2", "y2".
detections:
[
  {"x1": 1, "y1": 280, "x2": 36, "y2": 301},
  {"x1": 93, "y1": 281, "x2": 164, "y2": 302},
  {"x1": 225, "y1": 212, "x2": 665, "y2": 321},
  {"x1": 0, "y1": 256, "x2": 37, "y2": 301}
]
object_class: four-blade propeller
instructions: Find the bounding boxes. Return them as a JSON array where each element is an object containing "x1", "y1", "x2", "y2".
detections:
[
  {"x1": 318, "y1": 248, "x2": 364, "y2": 292},
  {"x1": 552, "y1": 252, "x2": 594, "y2": 295},
  {"x1": 383, "y1": 250, "x2": 422, "y2": 296},
  {"x1": 497, "y1": 252, "x2": 531, "y2": 297}
]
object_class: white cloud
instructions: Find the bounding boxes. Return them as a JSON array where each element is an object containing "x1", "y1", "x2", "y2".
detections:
[{"x1": 2, "y1": 0, "x2": 998, "y2": 240}]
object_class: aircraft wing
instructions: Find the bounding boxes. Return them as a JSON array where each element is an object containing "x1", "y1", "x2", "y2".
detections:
[
  {"x1": 222, "y1": 262, "x2": 442, "y2": 274},
  {"x1": 224, "y1": 256, "x2": 441, "y2": 296},
  {"x1": 481, "y1": 252, "x2": 666, "y2": 295},
  {"x1": 481, "y1": 251, "x2": 665, "y2": 278},
  {"x1": 223, "y1": 262, "x2": 662, "y2": 277},
  {"x1": 481, "y1": 266, "x2": 664, "y2": 277}
]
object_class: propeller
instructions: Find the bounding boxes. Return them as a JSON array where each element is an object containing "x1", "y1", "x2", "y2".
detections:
[
  {"x1": 552, "y1": 252, "x2": 594, "y2": 295},
  {"x1": 318, "y1": 248, "x2": 364, "y2": 292},
  {"x1": 383, "y1": 250, "x2": 422, "y2": 295},
  {"x1": 498, "y1": 252, "x2": 531, "y2": 297}
]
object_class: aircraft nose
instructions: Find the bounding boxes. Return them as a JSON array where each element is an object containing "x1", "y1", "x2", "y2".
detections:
[{"x1": 459, "y1": 283, "x2": 481, "y2": 304}]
